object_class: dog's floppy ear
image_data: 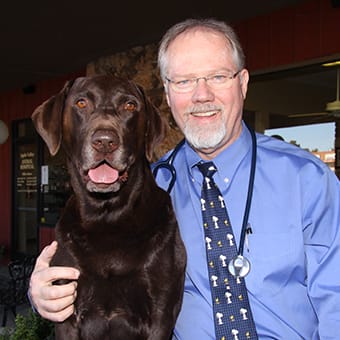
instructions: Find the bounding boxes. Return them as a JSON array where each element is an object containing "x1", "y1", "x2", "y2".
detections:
[
  {"x1": 31, "y1": 80, "x2": 74, "y2": 156},
  {"x1": 136, "y1": 85, "x2": 168, "y2": 161}
]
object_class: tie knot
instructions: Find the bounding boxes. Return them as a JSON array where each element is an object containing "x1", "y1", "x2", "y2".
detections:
[{"x1": 197, "y1": 161, "x2": 217, "y2": 178}]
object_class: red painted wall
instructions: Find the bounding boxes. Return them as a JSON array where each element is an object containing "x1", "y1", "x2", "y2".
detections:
[
  {"x1": 1, "y1": 0, "x2": 340, "y2": 257},
  {"x1": 234, "y1": 0, "x2": 340, "y2": 71}
]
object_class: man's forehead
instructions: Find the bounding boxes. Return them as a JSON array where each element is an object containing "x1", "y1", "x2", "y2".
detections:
[{"x1": 166, "y1": 30, "x2": 234, "y2": 76}]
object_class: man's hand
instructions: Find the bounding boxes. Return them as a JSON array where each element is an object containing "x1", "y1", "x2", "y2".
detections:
[{"x1": 28, "y1": 241, "x2": 80, "y2": 322}]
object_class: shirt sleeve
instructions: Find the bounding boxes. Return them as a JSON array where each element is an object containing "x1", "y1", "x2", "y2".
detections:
[{"x1": 302, "y1": 164, "x2": 340, "y2": 338}]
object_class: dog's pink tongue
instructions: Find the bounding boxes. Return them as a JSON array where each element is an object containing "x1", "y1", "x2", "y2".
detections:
[{"x1": 88, "y1": 164, "x2": 119, "y2": 184}]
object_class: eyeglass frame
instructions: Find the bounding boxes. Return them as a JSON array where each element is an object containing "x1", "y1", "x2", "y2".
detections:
[{"x1": 165, "y1": 70, "x2": 241, "y2": 93}]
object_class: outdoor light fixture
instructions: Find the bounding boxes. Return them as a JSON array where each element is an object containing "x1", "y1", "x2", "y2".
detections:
[{"x1": 0, "y1": 120, "x2": 9, "y2": 144}]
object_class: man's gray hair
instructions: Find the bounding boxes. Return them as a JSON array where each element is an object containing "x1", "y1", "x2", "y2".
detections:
[{"x1": 158, "y1": 18, "x2": 246, "y2": 81}]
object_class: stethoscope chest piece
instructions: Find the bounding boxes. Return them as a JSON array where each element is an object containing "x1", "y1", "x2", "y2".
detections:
[{"x1": 228, "y1": 255, "x2": 251, "y2": 278}]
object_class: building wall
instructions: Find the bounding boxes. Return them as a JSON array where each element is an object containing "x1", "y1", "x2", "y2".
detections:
[
  {"x1": 0, "y1": 0, "x2": 340, "y2": 256},
  {"x1": 312, "y1": 150, "x2": 336, "y2": 171},
  {"x1": 0, "y1": 71, "x2": 84, "y2": 260},
  {"x1": 236, "y1": 0, "x2": 340, "y2": 71}
]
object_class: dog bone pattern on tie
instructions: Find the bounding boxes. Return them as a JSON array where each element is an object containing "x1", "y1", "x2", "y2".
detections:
[{"x1": 197, "y1": 161, "x2": 258, "y2": 340}]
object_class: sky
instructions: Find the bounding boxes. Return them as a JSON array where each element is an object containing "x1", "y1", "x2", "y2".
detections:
[{"x1": 265, "y1": 122, "x2": 335, "y2": 152}]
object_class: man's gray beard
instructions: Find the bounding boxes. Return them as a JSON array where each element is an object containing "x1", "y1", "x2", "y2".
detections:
[{"x1": 183, "y1": 121, "x2": 227, "y2": 150}]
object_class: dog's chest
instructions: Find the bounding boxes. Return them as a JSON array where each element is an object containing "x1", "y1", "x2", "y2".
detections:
[
  {"x1": 73, "y1": 269, "x2": 153, "y2": 338},
  {"x1": 64, "y1": 229, "x2": 151, "y2": 272},
  {"x1": 77, "y1": 271, "x2": 151, "y2": 310}
]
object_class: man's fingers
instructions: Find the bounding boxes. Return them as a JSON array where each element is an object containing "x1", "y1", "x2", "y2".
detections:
[
  {"x1": 33, "y1": 281, "x2": 78, "y2": 321},
  {"x1": 33, "y1": 266, "x2": 80, "y2": 286},
  {"x1": 33, "y1": 241, "x2": 58, "y2": 271},
  {"x1": 29, "y1": 267, "x2": 80, "y2": 304},
  {"x1": 40, "y1": 281, "x2": 78, "y2": 301},
  {"x1": 39, "y1": 303, "x2": 76, "y2": 323},
  {"x1": 28, "y1": 243, "x2": 80, "y2": 323}
]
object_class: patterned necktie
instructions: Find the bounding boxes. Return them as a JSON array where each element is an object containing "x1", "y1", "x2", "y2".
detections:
[{"x1": 197, "y1": 161, "x2": 258, "y2": 340}]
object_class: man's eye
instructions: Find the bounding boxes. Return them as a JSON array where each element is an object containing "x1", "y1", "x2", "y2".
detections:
[
  {"x1": 176, "y1": 79, "x2": 191, "y2": 87},
  {"x1": 124, "y1": 101, "x2": 137, "y2": 112},
  {"x1": 212, "y1": 75, "x2": 227, "y2": 83},
  {"x1": 76, "y1": 99, "x2": 87, "y2": 109}
]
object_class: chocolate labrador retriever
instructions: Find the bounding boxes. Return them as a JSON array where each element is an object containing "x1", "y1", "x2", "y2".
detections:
[{"x1": 31, "y1": 75, "x2": 186, "y2": 340}]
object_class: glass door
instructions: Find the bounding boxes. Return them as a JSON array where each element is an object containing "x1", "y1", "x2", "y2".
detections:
[{"x1": 12, "y1": 119, "x2": 39, "y2": 258}]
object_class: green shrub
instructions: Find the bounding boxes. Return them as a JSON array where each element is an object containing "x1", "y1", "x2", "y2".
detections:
[{"x1": 0, "y1": 310, "x2": 54, "y2": 340}]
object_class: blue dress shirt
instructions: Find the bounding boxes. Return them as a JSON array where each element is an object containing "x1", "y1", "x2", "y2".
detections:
[{"x1": 153, "y1": 121, "x2": 340, "y2": 339}]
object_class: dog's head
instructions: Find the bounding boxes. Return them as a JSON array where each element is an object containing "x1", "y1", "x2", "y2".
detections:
[{"x1": 32, "y1": 75, "x2": 167, "y2": 194}]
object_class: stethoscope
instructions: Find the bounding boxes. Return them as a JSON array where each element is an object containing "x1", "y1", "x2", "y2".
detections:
[
  {"x1": 152, "y1": 123, "x2": 257, "y2": 278},
  {"x1": 152, "y1": 138, "x2": 186, "y2": 194}
]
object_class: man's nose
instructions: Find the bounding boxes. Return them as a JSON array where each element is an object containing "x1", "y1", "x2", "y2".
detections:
[{"x1": 191, "y1": 78, "x2": 215, "y2": 102}]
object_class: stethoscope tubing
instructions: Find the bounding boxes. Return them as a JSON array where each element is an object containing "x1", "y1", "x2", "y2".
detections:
[
  {"x1": 152, "y1": 123, "x2": 257, "y2": 257},
  {"x1": 152, "y1": 139, "x2": 185, "y2": 194},
  {"x1": 239, "y1": 124, "x2": 256, "y2": 256}
]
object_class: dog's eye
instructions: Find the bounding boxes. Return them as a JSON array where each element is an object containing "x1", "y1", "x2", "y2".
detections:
[
  {"x1": 124, "y1": 101, "x2": 137, "y2": 112},
  {"x1": 76, "y1": 99, "x2": 87, "y2": 109}
]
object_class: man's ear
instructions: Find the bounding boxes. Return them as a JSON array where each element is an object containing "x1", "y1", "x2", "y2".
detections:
[
  {"x1": 239, "y1": 69, "x2": 249, "y2": 99},
  {"x1": 164, "y1": 83, "x2": 171, "y2": 107},
  {"x1": 31, "y1": 80, "x2": 74, "y2": 156}
]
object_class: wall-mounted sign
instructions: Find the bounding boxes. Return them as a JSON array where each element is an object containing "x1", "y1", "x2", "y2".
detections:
[{"x1": 16, "y1": 150, "x2": 37, "y2": 193}]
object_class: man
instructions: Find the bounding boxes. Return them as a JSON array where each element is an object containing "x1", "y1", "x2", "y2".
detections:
[{"x1": 29, "y1": 18, "x2": 340, "y2": 338}]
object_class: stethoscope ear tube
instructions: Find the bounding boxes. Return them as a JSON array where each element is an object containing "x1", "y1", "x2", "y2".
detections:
[{"x1": 152, "y1": 139, "x2": 185, "y2": 193}]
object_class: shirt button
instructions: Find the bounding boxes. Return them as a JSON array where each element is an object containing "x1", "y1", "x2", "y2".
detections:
[{"x1": 224, "y1": 177, "x2": 229, "y2": 184}]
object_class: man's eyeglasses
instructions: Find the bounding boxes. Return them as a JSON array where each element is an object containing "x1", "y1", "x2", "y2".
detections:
[{"x1": 165, "y1": 71, "x2": 241, "y2": 93}]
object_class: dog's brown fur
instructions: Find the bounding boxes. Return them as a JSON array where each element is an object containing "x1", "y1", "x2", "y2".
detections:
[{"x1": 32, "y1": 75, "x2": 186, "y2": 340}]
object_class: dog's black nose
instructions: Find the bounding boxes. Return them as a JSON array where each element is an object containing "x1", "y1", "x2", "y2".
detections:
[{"x1": 91, "y1": 129, "x2": 119, "y2": 153}]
